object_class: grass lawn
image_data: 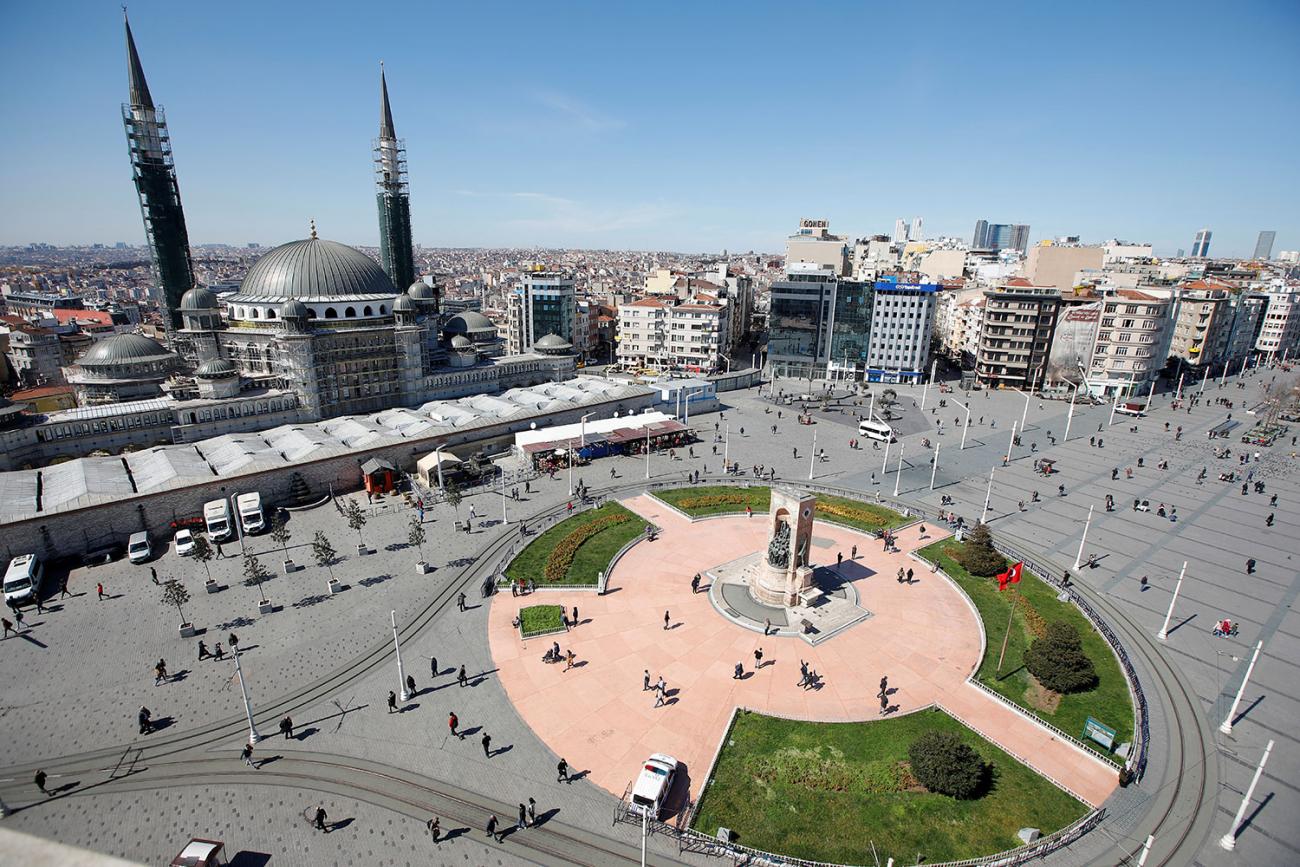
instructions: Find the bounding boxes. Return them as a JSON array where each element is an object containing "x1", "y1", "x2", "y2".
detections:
[
  {"x1": 918, "y1": 540, "x2": 1133, "y2": 754},
  {"x1": 815, "y1": 493, "x2": 909, "y2": 533},
  {"x1": 506, "y1": 502, "x2": 644, "y2": 587},
  {"x1": 654, "y1": 485, "x2": 770, "y2": 517},
  {"x1": 691, "y1": 708, "x2": 1088, "y2": 864},
  {"x1": 518, "y1": 604, "x2": 564, "y2": 637}
]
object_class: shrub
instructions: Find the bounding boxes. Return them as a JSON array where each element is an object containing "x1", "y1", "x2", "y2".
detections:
[
  {"x1": 953, "y1": 523, "x2": 1007, "y2": 577},
  {"x1": 542, "y1": 511, "x2": 631, "y2": 582},
  {"x1": 817, "y1": 499, "x2": 900, "y2": 529},
  {"x1": 1025, "y1": 621, "x2": 1097, "y2": 693},
  {"x1": 907, "y1": 731, "x2": 988, "y2": 799},
  {"x1": 677, "y1": 494, "x2": 752, "y2": 509}
]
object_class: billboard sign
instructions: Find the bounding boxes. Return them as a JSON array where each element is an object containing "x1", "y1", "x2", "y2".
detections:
[
  {"x1": 1047, "y1": 301, "x2": 1101, "y2": 386},
  {"x1": 1083, "y1": 716, "x2": 1116, "y2": 750}
]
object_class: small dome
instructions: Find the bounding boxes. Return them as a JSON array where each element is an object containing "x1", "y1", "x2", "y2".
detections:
[
  {"x1": 533, "y1": 333, "x2": 573, "y2": 352},
  {"x1": 444, "y1": 311, "x2": 495, "y2": 335},
  {"x1": 408, "y1": 280, "x2": 436, "y2": 300},
  {"x1": 78, "y1": 333, "x2": 174, "y2": 366},
  {"x1": 195, "y1": 358, "x2": 239, "y2": 379},
  {"x1": 280, "y1": 298, "x2": 309, "y2": 319},
  {"x1": 234, "y1": 237, "x2": 397, "y2": 300},
  {"x1": 180, "y1": 286, "x2": 218, "y2": 311},
  {"x1": 450, "y1": 334, "x2": 473, "y2": 350},
  {"x1": 393, "y1": 293, "x2": 416, "y2": 313}
]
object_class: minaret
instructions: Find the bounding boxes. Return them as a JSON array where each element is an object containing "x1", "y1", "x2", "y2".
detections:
[
  {"x1": 374, "y1": 63, "x2": 415, "y2": 291},
  {"x1": 122, "y1": 10, "x2": 195, "y2": 334}
]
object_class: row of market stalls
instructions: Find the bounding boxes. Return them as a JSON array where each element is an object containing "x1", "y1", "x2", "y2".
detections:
[{"x1": 512, "y1": 410, "x2": 694, "y2": 472}]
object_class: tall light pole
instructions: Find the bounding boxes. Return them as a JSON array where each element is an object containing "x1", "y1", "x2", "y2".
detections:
[
  {"x1": 392, "y1": 609, "x2": 410, "y2": 701},
  {"x1": 567, "y1": 441, "x2": 574, "y2": 496},
  {"x1": 1004, "y1": 420, "x2": 1017, "y2": 466},
  {"x1": 929, "y1": 443, "x2": 940, "y2": 491},
  {"x1": 1219, "y1": 640, "x2": 1263, "y2": 734},
  {"x1": 500, "y1": 468, "x2": 509, "y2": 525},
  {"x1": 644, "y1": 424, "x2": 650, "y2": 480},
  {"x1": 1198, "y1": 367, "x2": 1208, "y2": 397},
  {"x1": 232, "y1": 645, "x2": 262, "y2": 745},
  {"x1": 866, "y1": 392, "x2": 875, "y2": 423},
  {"x1": 1072, "y1": 505, "x2": 1094, "y2": 569},
  {"x1": 1175, "y1": 371, "x2": 1185, "y2": 402},
  {"x1": 433, "y1": 445, "x2": 445, "y2": 490},
  {"x1": 951, "y1": 397, "x2": 972, "y2": 449},
  {"x1": 920, "y1": 359, "x2": 937, "y2": 411},
  {"x1": 893, "y1": 443, "x2": 905, "y2": 496},
  {"x1": 228, "y1": 491, "x2": 246, "y2": 554},
  {"x1": 980, "y1": 467, "x2": 994, "y2": 524},
  {"x1": 1220, "y1": 739, "x2": 1274, "y2": 850},
  {"x1": 1018, "y1": 389, "x2": 1030, "y2": 432},
  {"x1": 723, "y1": 423, "x2": 730, "y2": 469},
  {"x1": 1064, "y1": 382, "x2": 1078, "y2": 442},
  {"x1": 1143, "y1": 378, "x2": 1156, "y2": 413},
  {"x1": 808, "y1": 428, "x2": 817, "y2": 481},
  {"x1": 1157, "y1": 562, "x2": 1187, "y2": 641},
  {"x1": 580, "y1": 412, "x2": 594, "y2": 447},
  {"x1": 1108, "y1": 390, "x2": 1120, "y2": 426}
]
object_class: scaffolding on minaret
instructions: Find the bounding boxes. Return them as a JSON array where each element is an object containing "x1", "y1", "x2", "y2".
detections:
[{"x1": 374, "y1": 63, "x2": 415, "y2": 291}]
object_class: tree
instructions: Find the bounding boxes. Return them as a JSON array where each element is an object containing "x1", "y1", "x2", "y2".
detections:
[
  {"x1": 269, "y1": 511, "x2": 291, "y2": 559},
  {"x1": 191, "y1": 534, "x2": 214, "y2": 581},
  {"x1": 908, "y1": 731, "x2": 988, "y2": 799},
  {"x1": 408, "y1": 516, "x2": 426, "y2": 563},
  {"x1": 879, "y1": 387, "x2": 899, "y2": 419},
  {"x1": 160, "y1": 578, "x2": 192, "y2": 626},
  {"x1": 955, "y1": 522, "x2": 1007, "y2": 577},
  {"x1": 342, "y1": 498, "x2": 368, "y2": 547},
  {"x1": 311, "y1": 531, "x2": 337, "y2": 582},
  {"x1": 242, "y1": 551, "x2": 270, "y2": 603},
  {"x1": 1025, "y1": 621, "x2": 1097, "y2": 693},
  {"x1": 444, "y1": 479, "x2": 463, "y2": 514}
]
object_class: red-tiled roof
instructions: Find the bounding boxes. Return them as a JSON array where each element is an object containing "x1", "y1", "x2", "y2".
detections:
[
  {"x1": 10, "y1": 384, "x2": 76, "y2": 400},
  {"x1": 50, "y1": 309, "x2": 114, "y2": 327}
]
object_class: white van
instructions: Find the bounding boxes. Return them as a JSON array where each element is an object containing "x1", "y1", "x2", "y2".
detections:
[
  {"x1": 204, "y1": 499, "x2": 233, "y2": 542},
  {"x1": 629, "y1": 753, "x2": 678, "y2": 819},
  {"x1": 3, "y1": 554, "x2": 45, "y2": 605},
  {"x1": 127, "y1": 531, "x2": 153, "y2": 563},
  {"x1": 858, "y1": 418, "x2": 896, "y2": 442},
  {"x1": 236, "y1": 492, "x2": 264, "y2": 534}
]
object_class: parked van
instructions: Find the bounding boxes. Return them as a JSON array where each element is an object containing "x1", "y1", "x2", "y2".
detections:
[
  {"x1": 629, "y1": 753, "x2": 678, "y2": 819},
  {"x1": 858, "y1": 418, "x2": 896, "y2": 442},
  {"x1": 204, "y1": 499, "x2": 233, "y2": 542},
  {"x1": 3, "y1": 554, "x2": 45, "y2": 605},
  {"x1": 127, "y1": 531, "x2": 153, "y2": 564},
  {"x1": 236, "y1": 492, "x2": 265, "y2": 534}
]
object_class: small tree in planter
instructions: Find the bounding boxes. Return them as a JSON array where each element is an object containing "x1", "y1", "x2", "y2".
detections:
[
  {"x1": 191, "y1": 535, "x2": 217, "y2": 592},
  {"x1": 160, "y1": 578, "x2": 195, "y2": 637},
  {"x1": 444, "y1": 479, "x2": 463, "y2": 528},
  {"x1": 342, "y1": 498, "x2": 369, "y2": 554},
  {"x1": 242, "y1": 551, "x2": 274, "y2": 613},
  {"x1": 269, "y1": 511, "x2": 293, "y2": 573},
  {"x1": 312, "y1": 530, "x2": 340, "y2": 592},
  {"x1": 408, "y1": 516, "x2": 429, "y2": 573}
]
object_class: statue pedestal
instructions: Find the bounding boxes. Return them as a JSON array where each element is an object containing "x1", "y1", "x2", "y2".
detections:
[{"x1": 752, "y1": 560, "x2": 815, "y2": 608}]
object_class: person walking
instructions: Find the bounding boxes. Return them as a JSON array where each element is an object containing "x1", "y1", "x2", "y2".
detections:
[
  {"x1": 1139, "y1": 576, "x2": 1148, "y2": 592},
  {"x1": 427, "y1": 815, "x2": 441, "y2": 843},
  {"x1": 12, "y1": 607, "x2": 25, "y2": 631},
  {"x1": 878, "y1": 675, "x2": 888, "y2": 698},
  {"x1": 763, "y1": 617, "x2": 771, "y2": 636},
  {"x1": 198, "y1": 641, "x2": 210, "y2": 660},
  {"x1": 485, "y1": 814, "x2": 501, "y2": 843},
  {"x1": 879, "y1": 692, "x2": 889, "y2": 716},
  {"x1": 733, "y1": 661, "x2": 744, "y2": 679},
  {"x1": 34, "y1": 769, "x2": 48, "y2": 796},
  {"x1": 213, "y1": 643, "x2": 225, "y2": 661},
  {"x1": 387, "y1": 690, "x2": 398, "y2": 713},
  {"x1": 0, "y1": 616, "x2": 15, "y2": 638},
  {"x1": 836, "y1": 551, "x2": 843, "y2": 568},
  {"x1": 279, "y1": 715, "x2": 294, "y2": 739},
  {"x1": 663, "y1": 610, "x2": 671, "y2": 630},
  {"x1": 896, "y1": 567, "x2": 905, "y2": 584},
  {"x1": 96, "y1": 582, "x2": 105, "y2": 601},
  {"x1": 754, "y1": 647, "x2": 764, "y2": 669},
  {"x1": 215, "y1": 541, "x2": 225, "y2": 559},
  {"x1": 406, "y1": 674, "x2": 416, "y2": 697},
  {"x1": 154, "y1": 659, "x2": 168, "y2": 686},
  {"x1": 1246, "y1": 558, "x2": 1256, "y2": 574},
  {"x1": 851, "y1": 544, "x2": 857, "y2": 560},
  {"x1": 241, "y1": 743, "x2": 257, "y2": 769},
  {"x1": 571, "y1": 605, "x2": 578, "y2": 627},
  {"x1": 655, "y1": 677, "x2": 667, "y2": 707},
  {"x1": 313, "y1": 805, "x2": 329, "y2": 833},
  {"x1": 138, "y1": 706, "x2": 152, "y2": 734},
  {"x1": 430, "y1": 655, "x2": 438, "y2": 678},
  {"x1": 458, "y1": 665, "x2": 468, "y2": 688},
  {"x1": 557, "y1": 758, "x2": 569, "y2": 782},
  {"x1": 517, "y1": 802, "x2": 528, "y2": 831},
  {"x1": 528, "y1": 797, "x2": 537, "y2": 826},
  {"x1": 906, "y1": 567, "x2": 914, "y2": 584},
  {"x1": 448, "y1": 711, "x2": 461, "y2": 739},
  {"x1": 564, "y1": 649, "x2": 576, "y2": 671},
  {"x1": 58, "y1": 576, "x2": 70, "y2": 598},
  {"x1": 690, "y1": 573, "x2": 700, "y2": 594},
  {"x1": 643, "y1": 669, "x2": 651, "y2": 691},
  {"x1": 481, "y1": 732, "x2": 492, "y2": 758},
  {"x1": 457, "y1": 592, "x2": 467, "y2": 612}
]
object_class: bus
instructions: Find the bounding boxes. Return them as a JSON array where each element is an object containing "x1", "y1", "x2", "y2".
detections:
[{"x1": 858, "y1": 418, "x2": 896, "y2": 442}]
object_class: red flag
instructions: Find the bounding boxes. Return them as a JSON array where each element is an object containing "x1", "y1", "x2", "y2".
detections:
[{"x1": 997, "y1": 561, "x2": 1023, "y2": 591}]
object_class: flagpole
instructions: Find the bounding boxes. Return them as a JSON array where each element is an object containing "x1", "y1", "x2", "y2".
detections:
[{"x1": 996, "y1": 585, "x2": 1020, "y2": 675}]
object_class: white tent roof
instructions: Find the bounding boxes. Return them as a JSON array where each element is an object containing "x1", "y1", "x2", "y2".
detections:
[{"x1": 513, "y1": 410, "x2": 675, "y2": 449}]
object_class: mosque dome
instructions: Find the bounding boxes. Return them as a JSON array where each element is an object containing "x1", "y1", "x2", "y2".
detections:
[
  {"x1": 77, "y1": 333, "x2": 174, "y2": 367},
  {"x1": 444, "y1": 311, "x2": 496, "y2": 336},
  {"x1": 195, "y1": 358, "x2": 239, "y2": 379},
  {"x1": 393, "y1": 293, "x2": 416, "y2": 313},
  {"x1": 180, "y1": 286, "x2": 218, "y2": 311},
  {"x1": 280, "y1": 298, "x2": 309, "y2": 319},
  {"x1": 449, "y1": 334, "x2": 473, "y2": 350},
  {"x1": 232, "y1": 237, "x2": 397, "y2": 301},
  {"x1": 408, "y1": 280, "x2": 437, "y2": 300},
  {"x1": 533, "y1": 333, "x2": 573, "y2": 355}
]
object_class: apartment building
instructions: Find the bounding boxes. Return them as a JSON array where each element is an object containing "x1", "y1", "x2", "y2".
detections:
[
  {"x1": 864, "y1": 279, "x2": 936, "y2": 383},
  {"x1": 935, "y1": 291, "x2": 984, "y2": 367},
  {"x1": 505, "y1": 271, "x2": 577, "y2": 355},
  {"x1": 1168, "y1": 281, "x2": 1236, "y2": 371},
  {"x1": 1086, "y1": 288, "x2": 1176, "y2": 396},
  {"x1": 786, "y1": 219, "x2": 850, "y2": 276},
  {"x1": 615, "y1": 295, "x2": 729, "y2": 373},
  {"x1": 1254, "y1": 288, "x2": 1300, "y2": 359},
  {"x1": 975, "y1": 279, "x2": 1060, "y2": 389}
]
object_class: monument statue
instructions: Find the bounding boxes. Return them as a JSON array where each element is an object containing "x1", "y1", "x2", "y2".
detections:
[{"x1": 766, "y1": 519, "x2": 791, "y2": 568}]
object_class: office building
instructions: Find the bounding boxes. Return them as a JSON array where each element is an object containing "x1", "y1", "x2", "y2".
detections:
[
  {"x1": 974, "y1": 221, "x2": 1030, "y2": 254},
  {"x1": 506, "y1": 272, "x2": 577, "y2": 354},
  {"x1": 909, "y1": 217, "x2": 924, "y2": 242},
  {"x1": 1253, "y1": 231, "x2": 1276, "y2": 261},
  {"x1": 893, "y1": 219, "x2": 908, "y2": 245},
  {"x1": 785, "y1": 219, "x2": 850, "y2": 276},
  {"x1": 121, "y1": 12, "x2": 195, "y2": 333},
  {"x1": 766, "y1": 264, "x2": 840, "y2": 379},
  {"x1": 1191, "y1": 229, "x2": 1212, "y2": 258},
  {"x1": 972, "y1": 220, "x2": 989, "y2": 249},
  {"x1": 976, "y1": 279, "x2": 1060, "y2": 389},
  {"x1": 865, "y1": 278, "x2": 935, "y2": 383},
  {"x1": 374, "y1": 65, "x2": 416, "y2": 292},
  {"x1": 1254, "y1": 289, "x2": 1300, "y2": 359}
]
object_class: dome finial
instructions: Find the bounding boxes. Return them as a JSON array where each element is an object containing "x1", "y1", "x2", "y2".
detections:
[{"x1": 309, "y1": 219, "x2": 317, "y2": 240}]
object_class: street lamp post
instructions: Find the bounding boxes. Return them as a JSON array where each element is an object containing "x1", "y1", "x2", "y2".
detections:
[
  {"x1": 1072, "y1": 505, "x2": 1094, "y2": 570},
  {"x1": 228, "y1": 491, "x2": 246, "y2": 554},
  {"x1": 1157, "y1": 562, "x2": 1187, "y2": 640},
  {"x1": 500, "y1": 468, "x2": 509, "y2": 525},
  {"x1": 392, "y1": 609, "x2": 410, "y2": 701},
  {"x1": 980, "y1": 467, "x2": 994, "y2": 524},
  {"x1": 929, "y1": 443, "x2": 940, "y2": 491},
  {"x1": 1108, "y1": 390, "x2": 1120, "y2": 426},
  {"x1": 1019, "y1": 389, "x2": 1030, "y2": 432},
  {"x1": 1175, "y1": 372, "x2": 1185, "y2": 402},
  {"x1": 1004, "y1": 420, "x2": 1017, "y2": 466},
  {"x1": 1143, "y1": 379, "x2": 1156, "y2": 413},
  {"x1": 434, "y1": 446, "x2": 445, "y2": 490},
  {"x1": 881, "y1": 435, "x2": 890, "y2": 475},
  {"x1": 644, "y1": 424, "x2": 650, "y2": 480},
  {"x1": 231, "y1": 645, "x2": 262, "y2": 745},
  {"x1": 893, "y1": 443, "x2": 905, "y2": 496},
  {"x1": 1199, "y1": 367, "x2": 1208, "y2": 397},
  {"x1": 1219, "y1": 640, "x2": 1263, "y2": 734},
  {"x1": 723, "y1": 423, "x2": 730, "y2": 469},
  {"x1": 1220, "y1": 740, "x2": 1274, "y2": 851},
  {"x1": 920, "y1": 359, "x2": 937, "y2": 411},
  {"x1": 1064, "y1": 382, "x2": 1078, "y2": 442},
  {"x1": 951, "y1": 398, "x2": 972, "y2": 450},
  {"x1": 809, "y1": 428, "x2": 817, "y2": 481},
  {"x1": 567, "y1": 442, "x2": 574, "y2": 496}
]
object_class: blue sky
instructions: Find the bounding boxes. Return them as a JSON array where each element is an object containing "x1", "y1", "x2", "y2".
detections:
[{"x1": 1, "y1": 1, "x2": 1298, "y2": 256}]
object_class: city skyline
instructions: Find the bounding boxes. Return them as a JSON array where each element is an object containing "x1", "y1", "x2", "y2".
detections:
[{"x1": 1, "y1": 1, "x2": 1298, "y2": 256}]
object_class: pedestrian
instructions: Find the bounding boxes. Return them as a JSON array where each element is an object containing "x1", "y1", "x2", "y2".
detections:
[
  {"x1": 1, "y1": 617, "x2": 13, "y2": 638},
  {"x1": 430, "y1": 655, "x2": 438, "y2": 677},
  {"x1": 138, "y1": 706, "x2": 152, "y2": 734},
  {"x1": 518, "y1": 802, "x2": 528, "y2": 830},
  {"x1": 482, "y1": 732, "x2": 492, "y2": 757},
  {"x1": 214, "y1": 642, "x2": 225, "y2": 661},
  {"x1": 564, "y1": 649, "x2": 575, "y2": 671},
  {"x1": 458, "y1": 665, "x2": 468, "y2": 688},
  {"x1": 897, "y1": 567, "x2": 905, "y2": 584},
  {"x1": 557, "y1": 757, "x2": 569, "y2": 782},
  {"x1": 1139, "y1": 576, "x2": 1148, "y2": 592},
  {"x1": 198, "y1": 641, "x2": 210, "y2": 660},
  {"x1": 59, "y1": 576, "x2": 70, "y2": 598},
  {"x1": 798, "y1": 660, "x2": 809, "y2": 688},
  {"x1": 485, "y1": 814, "x2": 503, "y2": 842},
  {"x1": 733, "y1": 661, "x2": 743, "y2": 679},
  {"x1": 215, "y1": 541, "x2": 225, "y2": 559},
  {"x1": 663, "y1": 610, "x2": 671, "y2": 630},
  {"x1": 241, "y1": 743, "x2": 257, "y2": 769},
  {"x1": 691, "y1": 573, "x2": 700, "y2": 594},
  {"x1": 314, "y1": 805, "x2": 329, "y2": 832},
  {"x1": 154, "y1": 658, "x2": 168, "y2": 685},
  {"x1": 906, "y1": 567, "x2": 914, "y2": 583},
  {"x1": 763, "y1": 617, "x2": 771, "y2": 636},
  {"x1": 754, "y1": 647, "x2": 763, "y2": 668},
  {"x1": 280, "y1": 715, "x2": 294, "y2": 739},
  {"x1": 448, "y1": 711, "x2": 461, "y2": 739},
  {"x1": 837, "y1": 551, "x2": 843, "y2": 567},
  {"x1": 879, "y1": 675, "x2": 888, "y2": 697},
  {"x1": 12, "y1": 607, "x2": 24, "y2": 630},
  {"x1": 406, "y1": 674, "x2": 416, "y2": 696},
  {"x1": 510, "y1": 581, "x2": 518, "y2": 597},
  {"x1": 655, "y1": 678, "x2": 667, "y2": 707},
  {"x1": 35, "y1": 769, "x2": 48, "y2": 795},
  {"x1": 528, "y1": 797, "x2": 537, "y2": 825},
  {"x1": 458, "y1": 592, "x2": 467, "y2": 612},
  {"x1": 643, "y1": 669, "x2": 651, "y2": 691},
  {"x1": 879, "y1": 693, "x2": 889, "y2": 715},
  {"x1": 96, "y1": 582, "x2": 105, "y2": 601},
  {"x1": 1246, "y1": 558, "x2": 1256, "y2": 574},
  {"x1": 427, "y1": 815, "x2": 441, "y2": 843},
  {"x1": 572, "y1": 605, "x2": 578, "y2": 627},
  {"x1": 387, "y1": 690, "x2": 398, "y2": 713},
  {"x1": 851, "y1": 544, "x2": 857, "y2": 560},
  {"x1": 150, "y1": 566, "x2": 158, "y2": 585}
]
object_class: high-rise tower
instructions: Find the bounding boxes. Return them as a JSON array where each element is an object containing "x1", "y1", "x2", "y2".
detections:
[
  {"x1": 122, "y1": 11, "x2": 195, "y2": 334},
  {"x1": 1192, "y1": 228, "x2": 1212, "y2": 258},
  {"x1": 374, "y1": 64, "x2": 415, "y2": 292}
]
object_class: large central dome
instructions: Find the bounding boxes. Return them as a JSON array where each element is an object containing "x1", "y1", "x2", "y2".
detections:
[{"x1": 234, "y1": 237, "x2": 398, "y2": 301}]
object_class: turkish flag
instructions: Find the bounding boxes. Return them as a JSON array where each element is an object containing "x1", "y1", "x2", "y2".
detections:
[{"x1": 997, "y1": 561, "x2": 1024, "y2": 591}]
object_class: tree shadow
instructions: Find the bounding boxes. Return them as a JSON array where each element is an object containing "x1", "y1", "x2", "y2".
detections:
[
  {"x1": 293, "y1": 593, "x2": 333, "y2": 609},
  {"x1": 216, "y1": 616, "x2": 257, "y2": 630},
  {"x1": 359, "y1": 573, "x2": 394, "y2": 588}
]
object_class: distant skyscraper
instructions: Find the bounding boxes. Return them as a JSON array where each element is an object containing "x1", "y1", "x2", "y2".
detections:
[
  {"x1": 910, "y1": 216, "x2": 924, "y2": 242},
  {"x1": 121, "y1": 12, "x2": 195, "y2": 333},
  {"x1": 972, "y1": 219, "x2": 989, "y2": 248},
  {"x1": 1192, "y1": 228, "x2": 1212, "y2": 258},
  {"x1": 1009, "y1": 224, "x2": 1031, "y2": 254},
  {"x1": 893, "y1": 219, "x2": 908, "y2": 244},
  {"x1": 1253, "y1": 231, "x2": 1276, "y2": 260},
  {"x1": 374, "y1": 64, "x2": 415, "y2": 292}
]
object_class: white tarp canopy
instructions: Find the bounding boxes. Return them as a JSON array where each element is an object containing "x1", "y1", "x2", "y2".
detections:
[{"x1": 513, "y1": 410, "x2": 674, "y2": 449}]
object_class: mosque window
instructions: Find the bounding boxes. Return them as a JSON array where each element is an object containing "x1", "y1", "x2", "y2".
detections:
[
  {"x1": 266, "y1": 308, "x2": 277, "y2": 319},
  {"x1": 307, "y1": 309, "x2": 318, "y2": 319},
  {"x1": 364, "y1": 306, "x2": 373, "y2": 316},
  {"x1": 380, "y1": 305, "x2": 387, "y2": 314},
  {"x1": 325, "y1": 308, "x2": 338, "y2": 319},
  {"x1": 345, "y1": 307, "x2": 357, "y2": 318}
]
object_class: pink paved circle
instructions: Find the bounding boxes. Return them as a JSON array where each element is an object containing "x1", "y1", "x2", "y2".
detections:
[{"x1": 488, "y1": 495, "x2": 986, "y2": 802}]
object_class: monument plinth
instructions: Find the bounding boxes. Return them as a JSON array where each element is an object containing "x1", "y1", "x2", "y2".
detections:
[{"x1": 751, "y1": 488, "x2": 817, "y2": 607}]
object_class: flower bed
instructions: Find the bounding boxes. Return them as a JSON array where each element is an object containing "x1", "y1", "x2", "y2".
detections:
[{"x1": 505, "y1": 502, "x2": 642, "y2": 587}]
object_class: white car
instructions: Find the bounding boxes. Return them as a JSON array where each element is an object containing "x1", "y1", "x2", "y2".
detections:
[
  {"x1": 174, "y1": 528, "x2": 196, "y2": 557},
  {"x1": 630, "y1": 753, "x2": 678, "y2": 819}
]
